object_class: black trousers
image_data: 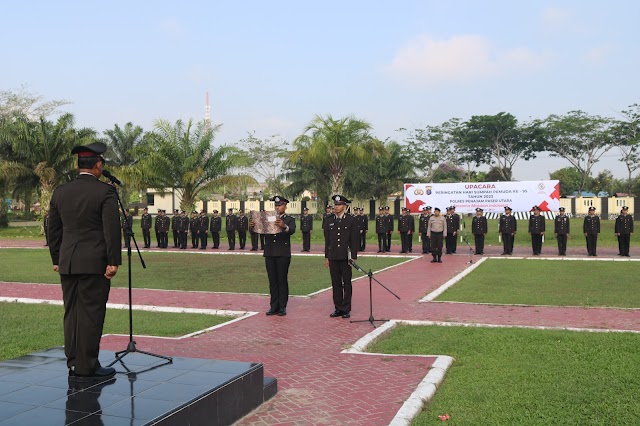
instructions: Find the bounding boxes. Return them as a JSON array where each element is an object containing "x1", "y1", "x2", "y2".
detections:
[
  {"x1": 211, "y1": 232, "x2": 220, "y2": 248},
  {"x1": 556, "y1": 234, "x2": 567, "y2": 255},
  {"x1": 191, "y1": 232, "x2": 199, "y2": 248},
  {"x1": 531, "y1": 233, "x2": 543, "y2": 254},
  {"x1": 122, "y1": 230, "x2": 131, "y2": 248},
  {"x1": 265, "y1": 256, "x2": 291, "y2": 311},
  {"x1": 61, "y1": 274, "x2": 111, "y2": 375},
  {"x1": 400, "y1": 232, "x2": 410, "y2": 252},
  {"x1": 45, "y1": 227, "x2": 49, "y2": 246},
  {"x1": 260, "y1": 234, "x2": 265, "y2": 250},
  {"x1": 158, "y1": 231, "x2": 168, "y2": 248},
  {"x1": 227, "y1": 231, "x2": 236, "y2": 249},
  {"x1": 430, "y1": 232, "x2": 444, "y2": 256},
  {"x1": 179, "y1": 231, "x2": 188, "y2": 249},
  {"x1": 251, "y1": 232, "x2": 259, "y2": 250},
  {"x1": 386, "y1": 233, "x2": 392, "y2": 251},
  {"x1": 302, "y1": 232, "x2": 311, "y2": 251},
  {"x1": 172, "y1": 230, "x2": 179, "y2": 247},
  {"x1": 408, "y1": 233, "x2": 413, "y2": 252},
  {"x1": 474, "y1": 234, "x2": 485, "y2": 254},
  {"x1": 238, "y1": 231, "x2": 247, "y2": 249},
  {"x1": 502, "y1": 233, "x2": 514, "y2": 254},
  {"x1": 329, "y1": 259, "x2": 352, "y2": 313},
  {"x1": 142, "y1": 229, "x2": 151, "y2": 247},
  {"x1": 421, "y1": 232, "x2": 431, "y2": 254},
  {"x1": 377, "y1": 233, "x2": 387, "y2": 252},
  {"x1": 619, "y1": 234, "x2": 631, "y2": 256},
  {"x1": 359, "y1": 231, "x2": 367, "y2": 251},
  {"x1": 445, "y1": 234, "x2": 457, "y2": 253},
  {"x1": 200, "y1": 231, "x2": 208, "y2": 249},
  {"x1": 586, "y1": 234, "x2": 598, "y2": 255}
]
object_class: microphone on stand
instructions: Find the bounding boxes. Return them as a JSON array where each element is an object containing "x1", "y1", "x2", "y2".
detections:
[
  {"x1": 349, "y1": 259, "x2": 366, "y2": 274},
  {"x1": 102, "y1": 170, "x2": 122, "y2": 186}
]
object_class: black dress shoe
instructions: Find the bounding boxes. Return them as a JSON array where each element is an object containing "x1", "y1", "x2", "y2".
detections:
[
  {"x1": 341, "y1": 312, "x2": 351, "y2": 318},
  {"x1": 69, "y1": 366, "x2": 116, "y2": 382},
  {"x1": 330, "y1": 310, "x2": 343, "y2": 318},
  {"x1": 277, "y1": 309, "x2": 287, "y2": 316},
  {"x1": 430, "y1": 259, "x2": 437, "y2": 263},
  {"x1": 266, "y1": 309, "x2": 278, "y2": 316}
]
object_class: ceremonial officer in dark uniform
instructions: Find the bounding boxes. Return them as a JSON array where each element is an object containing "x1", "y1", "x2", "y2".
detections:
[
  {"x1": 155, "y1": 209, "x2": 169, "y2": 248},
  {"x1": 554, "y1": 207, "x2": 570, "y2": 255},
  {"x1": 528, "y1": 205, "x2": 545, "y2": 255},
  {"x1": 237, "y1": 210, "x2": 249, "y2": 249},
  {"x1": 384, "y1": 206, "x2": 394, "y2": 251},
  {"x1": 199, "y1": 210, "x2": 209, "y2": 249},
  {"x1": 325, "y1": 195, "x2": 359, "y2": 318},
  {"x1": 472, "y1": 208, "x2": 488, "y2": 255},
  {"x1": 445, "y1": 206, "x2": 460, "y2": 254},
  {"x1": 43, "y1": 210, "x2": 50, "y2": 246},
  {"x1": 398, "y1": 207, "x2": 415, "y2": 253},
  {"x1": 355, "y1": 207, "x2": 368, "y2": 251},
  {"x1": 499, "y1": 206, "x2": 517, "y2": 255},
  {"x1": 189, "y1": 210, "x2": 199, "y2": 248},
  {"x1": 179, "y1": 211, "x2": 190, "y2": 249},
  {"x1": 259, "y1": 209, "x2": 266, "y2": 250},
  {"x1": 427, "y1": 207, "x2": 447, "y2": 263},
  {"x1": 251, "y1": 196, "x2": 296, "y2": 316},
  {"x1": 140, "y1": 207, "x2": 152, "y2": 248},
  {"x1": 419, "y1": 206, "x2": 432, "y2": 254},
  {"x1": 375, "y1": 207, "x2": 388, "y2": 253},
  {"x1": 210, "y1": 209, "x2": 222, "y2": 249},
  {"x1": 583, "y1": 206, "x2": 600, "y2": 256},
  {"x1": 154, "y1": 209, "x2": 161, "y2": 247},
  {"x1": 48, "y1": 141, "x2": 120, "y2": 381},
  {"x1": 300, "y1": 207, "x2": 313, "y2": 252},
  {"x1": 226, "y1": 208, "x2": 238, "y2": 250},
  {"x1": 171, "y1": 209, "x2": 179, "y2": 247},
  {"x1": 321, "y1": 205, "x2": 333, "y2": 230},
  {"x1": 615, "y1": 206, "x2": 633, "y2": 256},
  {"x1": 121, "y1": 210, "x2": 133, "y2": 248}
]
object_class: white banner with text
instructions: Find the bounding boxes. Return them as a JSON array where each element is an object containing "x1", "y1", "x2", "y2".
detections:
[{"x1": 404, "y1": 181, "x2": 560, "y2": 213}]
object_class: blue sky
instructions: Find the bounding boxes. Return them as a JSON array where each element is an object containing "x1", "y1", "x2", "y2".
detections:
[{"x1": 2, "y1": 1, "x2": 638, "y2": 180}]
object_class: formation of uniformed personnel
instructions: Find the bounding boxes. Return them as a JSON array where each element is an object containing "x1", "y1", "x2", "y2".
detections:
[
  {"x1": 237, "y1": 210, "x2": 249, "y2": 249},
  {"x1": 321, "y1": 205, "x2": 333, "y2": 230},
  {"x1": 419, "y1": 206, "x2": 432, "y2": 254},
  {"x1": 375, "y1": 207, "x2": 388, "y2": 252},
  {"x1": 210, "y1": 209, "x2": 222, "y2": 249},
  {"x1": 384, "y1": 206, "x2": 394, "y2": 251},
  {"x1": 554, "y1": 207, "x2": 570, "y2": 255},
  {"x1": 171, "y1": 209, "x2": 180, "y2": 248},
  {"x1": 226, "y1": 208, "x2": 238, "y2": 250},
  {"x1": 43, "y1": 210, "x2": 50, "y2": 246},
  {"x1": 499, "y1": 206, "x2": 517, "y2": 255},
  {"x1": 398, "y1": 207, "x2": 415, "y2": 253},
  {"x1": 528, "y1": 205, "x2": 545, "y2": 255},
  {"x1": 155, "y1": 209, "x2": 170, "y2": 248},
  {"x1": 615, "y1": 206, "x2": 633, "y2": 256},
  {"x1": 325, "y1": 195, "x2": 359, "y2": 318},
  {"x1": 300, "y1": 207, "x2": 313, "y2": 252},
  {"x1": 471, "y1": 208, "x2": 488, "y2": 255},
  {"x1": 121, "y1": 210, "x2": 133, "y2": 248},
  {"x1": 427, "y1": 207, "x2": 447, "y2": 263},
  {"x1": 198, "y1": 210, "x2": 209, "y2": 249},
  {"x1": 583, "y1": 206, "x2": 600, "y2": 256},
  {"x1": 189, "y1": 211, "x2": 199, "y2": 248},
  {"x1": 140, "y1": 207, "x2": 152, "y2": 248},
  {"x1": 178, "y1": 210, "x2": 190, "y2": 250},
  {"x1": 354, "y1": 207, "x2": 368, "y2": 251},
  {"x1": 250, "y1": 196, "x2": 296, "y2": 316},
  {"x1": 445, "y1": 206, "x2": 460, "y2": 254},
  {"x1": 48, "y1": 141, "x2": 121, "y2": 381}
]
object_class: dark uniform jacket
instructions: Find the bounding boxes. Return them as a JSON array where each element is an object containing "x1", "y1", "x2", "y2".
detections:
[
  {"x1": 238, "y1": 216, "x2": 249, "y2": 232},
  {"x1": 48, "y1": 174, "x2": 122, "y2": 274},
  {"x1": 554, "y1": 215, "x2": 570, "y2": 234},
  {"x1": 300, "y1": 214, "x2": 313, "y2": 232},
  {"x1": 226, "y1": 214, "x2": 238, "y2": 232},
  {"x1": 528, "y1": 215, "x2": 545, "y2": 233},
  {"x1": 419, "y1": 214, "x2": 431, "y2": 233},
  {"x1": 445, "y1": 214, "x2": 460, "y2": 234},
  {"x1": 156, "y1": 215, "x2": 170, "y2": 232},
  {"x1": 375, "y1": 215, "x2": 388, "y2": 233},
  {"x1": 189, "y1": 216, "x2": 198, "y2": 233},
  {"x1": 180, "y1": 216, "x2": 191, "y2": 232},
  {"x1": 499, "y1": 215, "x2": 517, "y2": 233},
  {"x1": 324, "y1": 214, "x2": 359, "y2": 261},
  {"x1": 171, "y1": 215, "x2": 179, "y2": 230},
  {"x1": 398, "y1": 215, "x2": 415, "y2": 233},
  {"x1": 263, "y1": 214, "x2": 296, "y2": 257},
  {"x1": 210, "y1": 216, "x2": 222, "y2": 232},
  {"x1": 141, "y1": 213, "x2": 152, "y2": 230},
  {"x1": 385, "y1": 214, "x2": 394, "y2": 232},
  {"x1": 356, "y1": 215, "x2": 368, "y2": 232},
  {"x1": 121, "y1": 214, "x2": 133, "y2": 232},
  {"x1": 322, "y1": 212, "x2": 332, "y2": 230},
  {"x1": 583, "y1": 215, "x2": 600, "y2": 234},
  {"x1": 43, "y1": 214, "x2": 50, "y2": 232},
  {"x1": 472, "y1": 216, "x2": 488, "y2": 234},
  {"x1": 615, "y1": 214, "x2": 634, "y2": 234},
  {"x1": 199, "y1": 215, "x2": 209, "y2": 233}
]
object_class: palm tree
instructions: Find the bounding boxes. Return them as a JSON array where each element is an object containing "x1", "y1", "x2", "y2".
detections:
[
  {"x1": 135, "y1": 119, "x2": 255, "y2": 212},
  {"x1": 288, "y1": 114, "x2": 384, "y2": 199},
  {"x1": 102, "y1": 122, "x2": 145, "y2": 208}
]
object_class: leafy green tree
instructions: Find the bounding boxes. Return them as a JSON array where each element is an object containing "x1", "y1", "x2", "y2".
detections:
[
  {"x1": 588, "y1": 170, "x2": 618, "y2": 196},
  {"x1": 238, "y1": 132, "x2": 289, "y2": 196},
  {"x1": 135, "y1": 119, "x2": 255, "y2": 212},
  {"x1": 399, "y1": 119, "x2": 459, "y2": 181},
  {"x1": 288, "y1": 114, "x2": 384, "y2": 198},
  {"x1": 0, "y1": 85, "x2": 70, "y2": 121},
  {"x1": 612, "y1": 104, "x2": 640, "y2": 194},
  {"x1": 102, "y1": 122, "x2": 145, "y2": 208},
  {"x1": 549, "y1": 167, "x2": 583, "y2": 196},
  {"x1": 542, "y1": 111, "x2": 615, "y2": 194}
]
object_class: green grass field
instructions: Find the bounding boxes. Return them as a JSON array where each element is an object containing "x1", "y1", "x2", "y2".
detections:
[
  {"x1": 0, "y1": 302, "x2": 231, "y2": 361},
  {"x1": 370, "y1": 324, "x2": 640, "y2": 426},
  {"x1": 0, "y1": 248, "x2": 408, "y2": 295},
  {"x1": 436, "y1": 259, "x2": 640, "y2": 308}
]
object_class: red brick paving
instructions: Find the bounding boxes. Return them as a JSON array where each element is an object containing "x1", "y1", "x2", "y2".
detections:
[{"x1": 1, "y1": 241, "x2": 640, "y2": 425}]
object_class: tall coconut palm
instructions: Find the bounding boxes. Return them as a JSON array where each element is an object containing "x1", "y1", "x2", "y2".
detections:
[
  {"x1": 288, "y1": 114, "x2": 384, "y2": 199},
  {"x1": 102, "y1": 122, "x2": 145, "y2": 208},
  {"x1": 135, "y1": 119, "x2": 255, "y2": 212}
]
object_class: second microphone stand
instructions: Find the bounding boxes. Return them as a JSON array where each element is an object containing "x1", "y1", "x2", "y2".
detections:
[{"x1": 350, "y1": 260, "x2": 400, "y2": 328}]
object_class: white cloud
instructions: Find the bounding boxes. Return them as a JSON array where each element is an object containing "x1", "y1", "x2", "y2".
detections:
[
  {"x1": 542, "y1": 6, "x2": 572, "y2": 29},
  {"x1": 386, "y1": 34, "x2": 552, "y2": 87},
  {"x1": 583, "y1": 45, "x2": 614, "y2": 65}
]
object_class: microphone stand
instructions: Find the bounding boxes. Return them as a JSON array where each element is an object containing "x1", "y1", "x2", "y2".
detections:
[
  {"x1": 461, "y1": 218, "x2": 473, "y2": 265},
  {"x1": 349, "y1": 260, "x2": 400, "y2": 328},
  {"x1": 104, "y1": 177, "x2": 173, "y2": 372}
]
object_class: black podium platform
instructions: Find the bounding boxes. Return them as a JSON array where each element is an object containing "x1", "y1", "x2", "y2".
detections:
[{"x1": 0, "y1": 348, "x2": 276, "y2": 425}]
